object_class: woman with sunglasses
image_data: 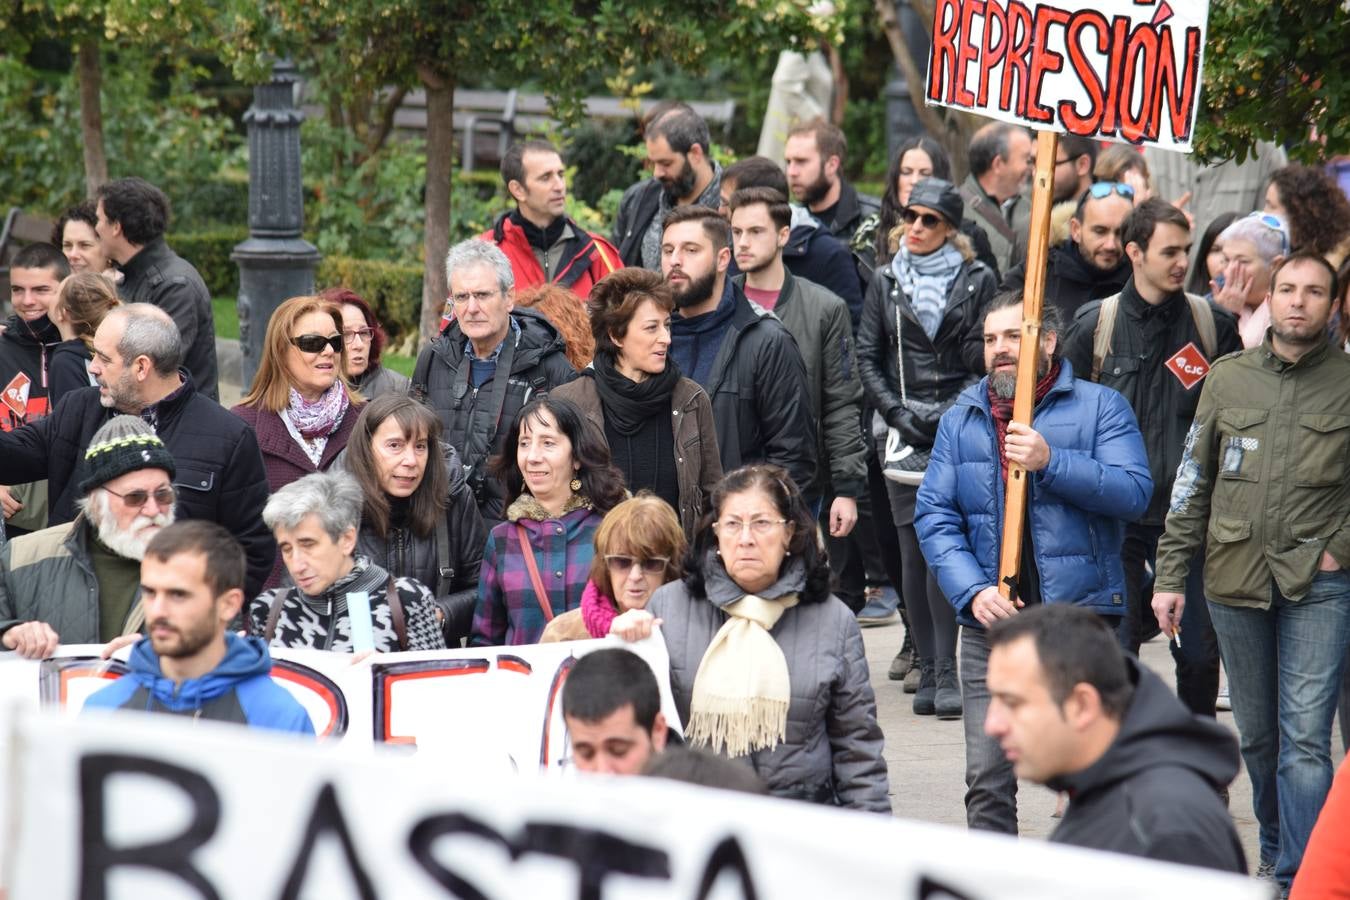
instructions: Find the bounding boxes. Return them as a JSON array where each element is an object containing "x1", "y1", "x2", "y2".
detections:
[
  {"x1": 540, "y1": 494, "x2": 686, "y2": 642},
  {"x1": 616, "y1": 464, "x2": 889, "y2": 810},
  {"x1": 233, "y1": 296, "x2": 366, "y2": 586},
  {"x1": 469, "y1": 397, "x2": 626, "y2": 647},
  {"x1": 320, "y1": 287, "x2": 411, "y2": 400},
  {"x1": 857, "y1": 177, "x2": 996, "y2": 720}
]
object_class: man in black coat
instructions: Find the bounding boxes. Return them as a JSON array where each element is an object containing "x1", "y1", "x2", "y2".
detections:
[
  {"x1": 412, "y1": 240, "x2": 577, "y2": 526},
  {"x1": 1000, "y1": 184, "x2": 1134, "y2": 323},
  {"x1": 985, "y1": 604, "x2": 1245, "y2": 874},
  {"x1": 95, "y1": 177, "x2": 218, "y2": 400},
  {"x1": 661, "y1": 206, "x2": 816, "y2": 496},
  {"x1": 0, "y1": 304, "x2": 274, "y2": 599}
]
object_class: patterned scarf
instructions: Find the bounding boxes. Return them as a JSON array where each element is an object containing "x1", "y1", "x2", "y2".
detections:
[
  {"x1": 893, "y1": 242, "x2": 964, "y2": 340},
  {"x1": 580, "y1": 579, "x2": 617, "y2": 638},
  {"x1": 286, "y1": 381, "x2": 350, "y2": 439},
  {"x1": 988, "y1": 360, "x2": 1062, "y2": 481}
]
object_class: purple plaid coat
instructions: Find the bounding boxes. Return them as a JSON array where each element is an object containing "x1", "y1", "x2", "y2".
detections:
[{"x1": 469, "y1": 497, "x2": 602, "y2": 647}]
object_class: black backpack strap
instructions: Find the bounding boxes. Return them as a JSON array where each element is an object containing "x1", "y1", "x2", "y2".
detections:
[
  {"x1": 435, "y1": 514, "x2": 453, "y2": 598},
  {"x1": 411, "y1": 346, "x2": 435, "y2": 402}
]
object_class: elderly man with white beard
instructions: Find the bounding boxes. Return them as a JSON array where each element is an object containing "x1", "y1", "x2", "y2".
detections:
[{"x1": 0, "y1": 416, "x2": 176, "y2": 657}]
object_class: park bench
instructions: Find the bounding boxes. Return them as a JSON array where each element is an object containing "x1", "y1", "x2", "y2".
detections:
[
  {"x1": 0, "y1": 207, "x2": 56, "y2": 313},
  {"x1": 302, "y1": 88, "x2": 737, "y2": 171}
]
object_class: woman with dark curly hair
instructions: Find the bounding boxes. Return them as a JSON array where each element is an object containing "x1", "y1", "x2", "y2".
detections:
[
  {"x1": 320, "y1": 287, "x2": 411, "y2": 400},
  {"x1": 469, "y1": 396, "x2": 626, "y2": 646},
  {"x1": 622, "y1": 464, "x2": 890, "y2": 810},
  {"x1": 1265, "y1": 164, "x2": 1350, "y2": 263}
]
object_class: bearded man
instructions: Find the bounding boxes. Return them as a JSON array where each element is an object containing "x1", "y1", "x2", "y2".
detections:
[
  {"x1": 913, "y1": 290, "x2": 1152, "y2": 836},
  {"x1": 0, "y1": 416, "x2": 177, "y2": 657}
]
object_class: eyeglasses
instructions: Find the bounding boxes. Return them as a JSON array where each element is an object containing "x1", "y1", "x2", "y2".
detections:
[
  {"x1": 1084, "y1": 182, "x2": 1136, "y2": 203},
  {"x1": 450, "y1": 289, "x2": 500, "y2": 307},
  {"x1": 900, "y1": 209, "x2": 945, "y2": 229},
  {"x1": 291, "y1": 334, "x2": 343, "y2": 354},
  {"x1": 103, "y1": 484, "x2": 176, "y2": 510},
  {"x1": 1244, "y1": 211, "x2": 1292, "y2": 255},
  {"x1": 712, "y1": 518, "x2": 788, "y2": 537},
  {"x1": 342, "y1": 328, "x2": 374, "y2": 345},
  {"x1": 605, "y1": 555, "x2": 669, "y2": 575}
]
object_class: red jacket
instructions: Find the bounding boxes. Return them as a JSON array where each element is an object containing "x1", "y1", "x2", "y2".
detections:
[{"x1": 483, "y1": 214, "x2": 621, "y2": 300}]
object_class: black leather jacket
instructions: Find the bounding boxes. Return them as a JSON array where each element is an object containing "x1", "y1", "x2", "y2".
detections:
[{"x1": 856, "y1": 256, "x2": 997, "y2": 450}]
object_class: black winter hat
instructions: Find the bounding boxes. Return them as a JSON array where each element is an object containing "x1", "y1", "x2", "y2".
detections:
[
  {"x1": 77, "y1": 415, "x2": 177, "y2": 495},
  {"x1": 905, "y1": 177, "x2": 964, "y2": 228}
]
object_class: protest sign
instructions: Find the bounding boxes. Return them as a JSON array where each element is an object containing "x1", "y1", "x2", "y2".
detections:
[
  {"x1": 5, "y1": 710, "x2": 1269, "y2": 899},
  {"x1": 3, "y1": 634, "x2": 680, "y2": 770},
  {"x1": 925, "y1": 0, "x2": 1209, "y2": 151}
]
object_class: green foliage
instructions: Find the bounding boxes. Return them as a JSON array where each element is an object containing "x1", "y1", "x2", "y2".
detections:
[
  {"x1": 565, "y1": 118, "x2": 643, "y2": 208},
  {"x1": 315, "y1": 255, "x2": 424, "y2": 346},
  {"x1": 171, "y1": 227, "x2": 248, "y2": 297},
  {"x1": 211, "y1": 296, "x2": 240, "y2": 340},
  {"x1": 1194, "y1": 2, "x2": 1350, "y2": 163}
]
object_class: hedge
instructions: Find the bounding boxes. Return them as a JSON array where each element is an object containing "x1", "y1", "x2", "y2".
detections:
[{"x1": 171, "y1": 228, "x2": 424, "y2": 343}]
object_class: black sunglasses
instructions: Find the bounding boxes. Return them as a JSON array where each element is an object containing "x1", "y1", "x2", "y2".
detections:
[
  {"x1": 900, "y1": 209, "x2": 946, "y2": 229},
  {"x1": 291, "y1": 333, "x2": 344, "y2": 354}
]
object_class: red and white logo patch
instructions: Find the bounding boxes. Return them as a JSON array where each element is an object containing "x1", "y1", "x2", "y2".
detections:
[
  {"x1": 1, "y1": 372, "x2": 31, "y2": 418},
  {"x1": 1165, "y1": 342, "x2": 1210, "y2": 390}
]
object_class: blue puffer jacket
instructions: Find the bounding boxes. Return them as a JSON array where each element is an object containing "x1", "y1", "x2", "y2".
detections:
[{"x1": 915, "y1": 361, "x2": 1152, "y2": 627}]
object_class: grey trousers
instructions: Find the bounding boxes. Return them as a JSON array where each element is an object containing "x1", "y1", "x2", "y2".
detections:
[{"x1": 960, "y1": 626, "x2": 1019, "y2": 834}]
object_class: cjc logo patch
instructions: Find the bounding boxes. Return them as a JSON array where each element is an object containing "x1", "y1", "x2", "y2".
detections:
[{"x1": 1165, "y1": 342, "x2": 1210, "y2": 390}]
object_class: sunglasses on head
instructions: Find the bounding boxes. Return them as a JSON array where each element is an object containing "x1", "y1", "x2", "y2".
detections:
[
  {"x1": 900, "y1": 209, "x2": 945, "y2": 229},
  {"x1": 605, "y1": 554, "x2": 669, "y2": 575},
  {"x1": 1245, "y1": 211, "x2": 1292, "y2": 255},
  {"x1": 291, "y1": 334, "x2": 344, "y2": 354},
  {"x1": 1085, "y1": 182, "x2": 1136, "y2": 202}
]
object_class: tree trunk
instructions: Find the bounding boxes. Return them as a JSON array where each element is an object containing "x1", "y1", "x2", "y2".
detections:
[
  {"x1": 824, "y1": 41, "x2": 849, "y2": 127},
  {"x1": 419, "y1": 67, "x2": 455, "y2": 343},
  {"x1": 76, "y1": 39, "x2": 108, "y2": 197}
]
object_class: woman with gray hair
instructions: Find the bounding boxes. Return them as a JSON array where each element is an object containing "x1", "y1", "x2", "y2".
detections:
[
  {"x1": 247, "y1": 470, "x2": 445, "y2": 652},
  {"x1": 1208, "y1": 211, "x2": 1291, "y2": 348}
]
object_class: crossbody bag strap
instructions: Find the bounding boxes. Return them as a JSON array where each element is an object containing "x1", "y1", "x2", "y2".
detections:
[
  {"x1": 386, "y1": 576, "x2": 408, "y2": 651},
  {"x1": 264, "y1": 591, "x2": 286, "y2": 642},
  {"x1": 435, "y1": 514, "x2": 453, "y2": 597},
  {"x1": 515, "y1": 523, "x2": 555, "y2": 623},
  {"x1": 895, "y1": 305, "x2": 908, "y2": 407},
  {"x1": 959, "y1": 185, "x2": 1016, "y2": 243}
]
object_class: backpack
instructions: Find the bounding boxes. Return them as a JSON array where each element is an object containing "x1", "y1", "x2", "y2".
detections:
[{"x1": 1091, "y1": 292, "x2": 1218, "y2": 383}]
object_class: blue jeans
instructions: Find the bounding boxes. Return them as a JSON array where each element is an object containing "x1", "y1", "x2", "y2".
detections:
[{"x1": 1207, "y1": 570, "x2": 1350, "y2": 887}]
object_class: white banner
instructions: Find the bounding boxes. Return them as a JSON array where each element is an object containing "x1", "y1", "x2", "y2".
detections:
[
  {"x1": 0, "y1": 635, "x2": 681, "y2": 771},
  {"x1": 925, "y1": 0, "x2": 1210, "y2": 151},
  {"x1": 3, "y1": 710, "x2": 1268, "y2": 899}
]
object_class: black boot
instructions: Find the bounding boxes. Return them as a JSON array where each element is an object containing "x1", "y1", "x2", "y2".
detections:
[
  {"x1": 935, "y1": 657, "x2": 963, "y2": 720},
  {"x1": 913, "y1": 658, "x2": 936, "y2": 716},
  {"x1": 889, "y1": 627, "x2": 915, "y2": 680}
]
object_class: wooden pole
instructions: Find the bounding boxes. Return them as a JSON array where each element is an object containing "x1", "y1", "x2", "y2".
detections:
[{"x1": 996, "y1": 129, "x2": 1059, "y2": 601}]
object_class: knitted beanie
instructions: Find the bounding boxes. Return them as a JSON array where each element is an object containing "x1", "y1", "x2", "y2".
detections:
[{"x1": 77, "y1": 415, "x2": 177, "y2": 495}]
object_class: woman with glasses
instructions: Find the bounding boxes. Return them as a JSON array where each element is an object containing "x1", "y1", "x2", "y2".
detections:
[
  {"x1": 618, "y1": 464, "x2": 889, "y2": 810},
  {"x1": 469, "y1": 397, "x2": 626, "y2": 647},
  {"x1": 857, "y1": 177, "x2": 997, "y2": 720},
  {"x1": 540, "y1": 494, "x2": 686, "y2": 642},
  {"x1": 233, "y1": 296, "x2": 366, "y2": 585},
  {"x1": 342, "y1": 395, "x2": 487, "y2": 646},
  {"x1": 552, "y1": 268, "x2": 720, "y2": 540},
  {"x1": 321, "y1": 287, "x2": 411, "y2": 400}
]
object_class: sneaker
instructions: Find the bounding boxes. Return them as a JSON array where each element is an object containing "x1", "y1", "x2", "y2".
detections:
[
  {"x1": 856, "y1": 589, "x2": 900, "y2": 626},
  {"x1": 1217, "y1": 684, "x2": 1232, "y2": 711}
]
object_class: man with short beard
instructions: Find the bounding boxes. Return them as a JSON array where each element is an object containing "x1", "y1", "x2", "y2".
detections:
[
  {"x1": 83, "y1": 519, "x2": 313, "y2": 735},
  {"x1": 661, "y1": 205, "x2": 816, "y2": 496},
  {"x1": 915, "y1": 290, "x2": 1151, "y2": 835},
  {"x1": 0, "y1": 416, "x2": 177, "y2": 658},
  {"x1": 783, "y1": 117, "x2": 878, "y2": 245},
  {"x1": 613, "y1": 104, "x2": 723, "y2": 270}
]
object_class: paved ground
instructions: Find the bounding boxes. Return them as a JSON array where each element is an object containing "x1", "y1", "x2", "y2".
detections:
[{"x1": 863, "y1": 613, "x2": 1346, "y2": 868}]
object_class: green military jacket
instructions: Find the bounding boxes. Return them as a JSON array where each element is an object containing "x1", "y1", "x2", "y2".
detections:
[{"x1": 1157, "y1": 336, "x2": 1350, "y2": 608}]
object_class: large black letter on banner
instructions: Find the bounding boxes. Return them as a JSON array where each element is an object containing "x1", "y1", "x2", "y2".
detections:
[
  {"x1": 409, "y1": 813, "x2": 514, "y2": 900},
  {"x1": 79, "y1": 753, "x2": 222, "y2": 900},
  {"x1": 694, "y1": 836, "x2": 758, "y2": 900},
  {"x1": 917, "y1": 874, "x2": 979, "y2": 899},
  {"x1": 279, "y1": 783, "x2": 378, "y2": 899},
  {"x1": 522, "y1": 822, "x2": 672, "y2": 900}
]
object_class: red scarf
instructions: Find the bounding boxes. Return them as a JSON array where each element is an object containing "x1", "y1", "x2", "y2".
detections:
[{"x1": 988, "y1": 360, "x2": 1061, "y2": 481}]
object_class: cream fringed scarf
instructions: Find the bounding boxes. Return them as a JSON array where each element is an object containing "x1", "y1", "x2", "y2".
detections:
[{"x1": 687, "y1": 591, "x2": 800, "y2": 758}]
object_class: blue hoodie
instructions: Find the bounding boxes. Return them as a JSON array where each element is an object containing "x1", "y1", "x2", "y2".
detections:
[{"x1": 83, "y1": 633, "x2": 314, "y2": 736}]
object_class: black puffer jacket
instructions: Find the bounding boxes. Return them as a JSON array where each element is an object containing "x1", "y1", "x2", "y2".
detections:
[
  {"x1": 856, "y1": 256, "x2": 997, "y2": 450},
  {"x1": 412, "y1": 308, "x2": 577, "y2": 525},
  {"x1": 1047, "y1": 656, "x2": 1245, "y2": 873},
  {"x1": 351, "y1": 445, "x2": 487, "y2": 646},
  {"x1": 0, "y1": 376, "x2": 276, "y2": 599},
  {"x1": 703, "y1": 286, "x2": 818, "y2": 499},
  {"x1": 1001, "y1": 239, "x2": 1130, "y2": 323},
  {"x1": 1061, "y1": 280, "x2": 1242, "y2": 526}
]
